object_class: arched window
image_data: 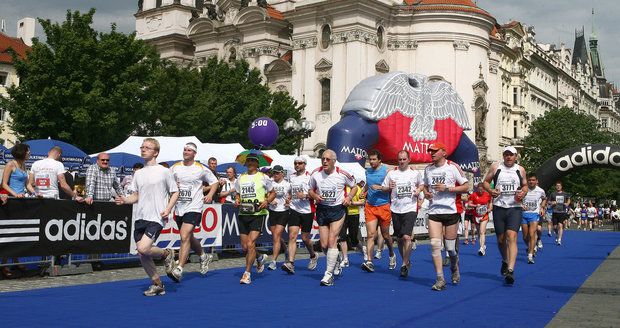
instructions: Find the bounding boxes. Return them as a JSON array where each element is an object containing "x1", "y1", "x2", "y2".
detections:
[
  {"x1": 321, "y1": 25, "x2": 331, "y2": 49},
  {"x1": 228, "y1": 47, "x2": 237, "y2": 62},
  {"x1": 376, "y1": 26, "x2": 385, "y2": 50}
]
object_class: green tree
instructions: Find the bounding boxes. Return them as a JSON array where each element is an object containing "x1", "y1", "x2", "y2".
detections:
[
  {"x1": 522, "y1": 107, "x2": 620, "y2": 201},
  {"x1": 0, "y1": 9, "x2": 161, "y2": 153},
  {"x1": 144, "y1": 57, "x2": 303, "y2": 154}
]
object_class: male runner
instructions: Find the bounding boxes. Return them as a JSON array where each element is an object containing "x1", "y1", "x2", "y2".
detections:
[
  {"x1": 115, "y1": 138, "x2": 179, "y2": 296},
  {"x1": 234, "y1": 155, "x2": 275, "y2": 284},
  {"x1": 549, "y1": 181, "x2": 570, "y2": 245},
  {"x1": 308, "y1": 149, "x2": 357, "y2": 286},
  {"x1": 381, "y1": 150, "x2": 424, "y2": 278},
  {"x1": 361, "y1": 150, "x2": 396, "y2": 273},
  {"x1": 468, "y1": 182, "x2": 492, "y2": 256},
  {"x1": 520, "y1": 173, "x2": 546, "y2": 264},
  {"x1": 423, "y1": 142, "x2": 469, "y2": 290},
  {"x1": 282, "y1": 156, "x2": 318, "y2": 274},
  {"x1": 483, "y1": 146, "x2": 527, "y2": 285},
  {"x1": 168, "y1": 142, "x2": 219, "y2": 282}
]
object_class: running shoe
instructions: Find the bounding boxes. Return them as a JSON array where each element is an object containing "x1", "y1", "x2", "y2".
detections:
[
  {"x1": 333, "y1": 259, "x2": 343, "y2": 276},
  {"x1": 361, "y1": 261, "x2": 375, "y2": 273},
  {"x1": 548, "y1": 232, "x2": 552, "y2": 237},
  {"x1": 478, "y1": 245, "x2": 486, "y2": 256},
  {"x1": 256, "y1": 254, "x2": 267, "y2": 273},
  {"x1": 374, "y1": 250, "x2": 382, "y2": 259},
  {"x1": 451, "y1": 267, "x2": 460, "y2": 285},
  {"x1": 308, "y1": 253, "x2": 318, "y2": 271},
  {"x1": 431, "y1": 277, "x2": 447, "y2": 291},
  {"x1": 463, "y1": 239, "x2": 469, "y2": 245},
  {"x1": 200, "y1": 253, "x2": 213, "y2": 275},
  {"x1": 320, "y1": 272, "x2": 334, "y2": 286},
  {"x1": 411, "y1": 240, "x2": 417, "y2": 251},
  {"x1": 504, "y1": 269, "x2": 515, "y2": 285},
  {"x1": 170, "y1": 266, "x2": 183, "y2": 283},
  {"x1": 388, "y1": 254, "x2": 397, "y2": 270},
  {"x1": 340, "y1": 259, "x2": 350, "y2": 268},
  {"x1": 268, "y1": 261, "x2": 277, "y2": 271},
  {"x1": 399, "y1": 263, "x2": 411, "y2": 278},
  {"x1": 527, "y1": 256, "x2": 535, "y2": 264},
  {"x1": 164, "y1": 248, "x2": 176, "y2": 276},
  {"x1": 281, "y1": 261, "x2": 295, "y2": 274},
  {"x1": 442, "y1": 256, "x2": 450, "y2": 267},
  {"x1": 500, "y1": 261, "x2": 508, "y2": 276},
  {"x1": 240, "y1": 272, "x2": 251, "y2": 284},
  {"x1": 143, "y1": 284, "x2": 166, "y2": 296},
  {"x1": 557, "y1": 239, "x2": 562, "y2": 246},
  {"x1": 537, "y1": 239, "x2": 543, "y2": 249}
]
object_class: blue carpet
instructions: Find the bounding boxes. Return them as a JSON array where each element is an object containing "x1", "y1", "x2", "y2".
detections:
[{"x1": 1, "y1": 230, "x2": 619, "y2": 327}]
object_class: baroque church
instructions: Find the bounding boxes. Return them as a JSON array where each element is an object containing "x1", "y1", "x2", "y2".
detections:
[{"x1": 135, "y1": 0, "x2": 615, "y2": 166}]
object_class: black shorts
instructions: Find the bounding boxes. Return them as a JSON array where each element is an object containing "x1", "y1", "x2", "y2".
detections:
[
  {"x1": 428, "y1": 213, "x2": 460, "y2": 226},
  {"x1": 133, "y1": 219, "x2": 163, "y2": 243},
  {"x1": 464, "y1": 214, "x2": 474, "y2": 221},
  {"x1": 493, "y1": 207, "x2": 522, "y2": 234},
  {"x1": 552, "y1": 212, "x2": 568, "y2": 225},
  {"x1": 315, "y1": 204, "x2": 346, "y2": 226},
  {"x1": 392, "y1": 211, "x2": 417, "y2": 237},
  {"x1": 238, "y1": 214, "x2": 266, "y2": 235},
  {"x1": 268, "y1": 209, "x2": 289, "y2": 226},
  {"x1": 175, "y1": 212, "x2": 201, "y2": 228},
  {"x1": 289, "y1": 210, "x2": 314, "y2": 233}
]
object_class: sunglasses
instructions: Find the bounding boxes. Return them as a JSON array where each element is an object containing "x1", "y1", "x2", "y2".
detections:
[
  {"x1": 294, "y1": 162, "x2": 305, "y2": 165},
  {"x1": 321, "y1": 157, "x2": 334, "y2": 162},
  {"x1": 100, "y1": 159, "x2": 110, "y2": 162}
]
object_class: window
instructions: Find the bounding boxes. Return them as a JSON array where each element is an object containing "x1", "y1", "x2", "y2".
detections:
[
  {"x1": 156, "y1": 0, "x2": 162, "y2": 8},
  {"x1": 513, "y1": 87, "x2": 518, "y2": 106},
  {"x1": 321, "y1": 25, "x2": 331, "y2": 49},
  {"x1": 320, "y1": 78, "x2": 331, "y2": 112},
  {"x1": 0, "y1": 72, "x2": 7, "y2": 86},
  {"x1": 376, "y1": 26, "x2": 385, "y2": 50},
  {"x1": 513, "y1": 120, "x2": 518, "y2": 138},
  {"x1": 601, "y1": 118, "x2": 608, "y2": 128},
  {"x1": 0, "y1": 108, "x2": 5, "y2": 122}
]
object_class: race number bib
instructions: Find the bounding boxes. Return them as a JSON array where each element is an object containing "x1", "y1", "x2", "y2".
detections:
[
  {"x1": 178, "y1": 187, "x2": 192, "y2": 202},
  {"x1": 274, "y1": 186, "x2": 286, "y2": 198},
  {"x1": 524, "y1": 201, "x2": 537, "y2": 212},
  {"x1": 555, "y1": 195, "x2": 565, "y2": 204},
  {"x1": 499, "y1": 179, "x2": 517, "y2": 195},
  {"x1": 291, "y1": 183, "x2": 303, "y2": 195},
  {"x1": 476, "y1": 205, "x2": 488, "y2": 216},
  {"x1": 431, "y1": 174, "x2": 446, "y2": 192},
  {"x1": 240, "y1": 182, "x2": 256, "y2": 198},
  {"x1": 35, "y1": 174, "x2": 51, "y2": 189},
  {"x1": 396, "y1": 181, "x2": 412, "y2": 199},
  {"x1": 320, "y1": 188, "x2": 337, "y2": 203}
]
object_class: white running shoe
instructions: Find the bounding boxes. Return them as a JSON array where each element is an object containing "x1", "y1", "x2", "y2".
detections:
[
  {"x1": 374, "y1": 250, "x2": 382, "y2": 259},
  {"x1": 340, "y1": 259, "x2": 350, "y2": 268},
  {"x1": 308, "y1": 253, "x2": 318, "y2": 271},
  {"x1": 164, "y1": 248, "x2": 175, "y2": 275},
  {"x1": 320, "y1": 272, "x2": 334, "y2": 286},
  {"x1": 143, "y1": 284, "x2": 166, "y2": 296},
  {"x1": 537, "y1": 239, "x2": 543, "y2": 249},
  {"x1": 256, "y1": 254, "x2": 267, "y2": 273},
  {"x1": 388, "y1": 254, "x2": 397, "y2": 270},
  {"x1": 267, "y1": 261, "x2": 277, "y2": 271},
  {"x1": 170, "y1": 266, "x2": 183, "y2": 282},
  {"x1": 478, "y1": 245, "x2": 486, "y2": 256},
  {"x1": 240, "y1": 272, "x2": 251, "y2": 284},
  {"x1": 200, "y1": 253, "x2": 213, "y2": 275}
]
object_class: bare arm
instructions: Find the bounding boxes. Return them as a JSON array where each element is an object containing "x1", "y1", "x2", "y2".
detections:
[
  {"x1": 58, "y1": 173, "x2": 79, "y2": 201},
  {"x1": 204, "y1": 182, "x2": 218, "y2": 203},
  {"x1": 1, "y1": 162, "x2": 19, "y2": 197},
  {"x1": 482, "y1": 162, "x2": 499, "y2": 197},
  {"x1": 161, "y1": 191, "x2": 179, "y2": 218}
]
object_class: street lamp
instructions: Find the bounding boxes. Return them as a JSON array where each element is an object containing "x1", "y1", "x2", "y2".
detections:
[{"x1": 284, "y1": 117, "x2": 316, "y2": 155}]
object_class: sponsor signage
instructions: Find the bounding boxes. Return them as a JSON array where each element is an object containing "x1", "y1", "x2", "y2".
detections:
[{"x1": 0, "y1": 199, "x2": 132, "y2": 257}]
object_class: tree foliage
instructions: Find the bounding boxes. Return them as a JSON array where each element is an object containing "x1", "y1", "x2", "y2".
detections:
[
  {"x1": 143, "y1": 57, "x2": 303, "y2": 154},
  {"x1": 1, "y1": 9, "x2": 161, "y2": 153},
  {"x1": 522, "y1": 107, "x2": 620, "y2": 201}
]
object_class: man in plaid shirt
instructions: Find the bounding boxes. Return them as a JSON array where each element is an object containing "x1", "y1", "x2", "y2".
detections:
[{"x1": 85, "y1": 153, "x2": 123, "y2": 204}]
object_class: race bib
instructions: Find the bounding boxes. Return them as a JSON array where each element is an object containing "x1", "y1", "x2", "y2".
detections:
[
  {"x1": 291, "y1": 183, "x2": 303, "y2": 195},
  {"x1": 35, "y1": 174, "x2": 51, "y2": 189},
  {"x1": 274, "y1": 186, "x2": 286, "y2": 198},
  {"x1": 178, "y1": 187, "x2": 192, "y2": 202},
  {"x1": 321, "y1": 188, "x2": 337, "y2": 203},
  {"x1": 524, "y1": 201, "x2": 537, "y2": 212},
  {"x1": 476, "y1": 205, "x2": 488, "y2": 216},
  {"x1": 556, "y1": 195, "x2": 565, "y2": 204},
  {"x1": 240, "y1": 182, "x2": 256, "y2": 198},
  {"x1": 431, "y1": 173, "x2": 446, "y2": 192},
  {"x1": 499, "y1": 179, "x2": 517, "y2": 195},
  {"x1": 396, "y1": 182, "x2": 412, "y2": 199}
]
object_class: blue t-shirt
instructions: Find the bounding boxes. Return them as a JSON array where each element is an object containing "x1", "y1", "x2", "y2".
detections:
[{"x1": 365, "y1": 165, "x2": 390, "y2": 206}]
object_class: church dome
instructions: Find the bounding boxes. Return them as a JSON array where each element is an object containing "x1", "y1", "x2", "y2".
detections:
[{"x1": 403, "y1": 0, "x2": 494, "y2": 20}]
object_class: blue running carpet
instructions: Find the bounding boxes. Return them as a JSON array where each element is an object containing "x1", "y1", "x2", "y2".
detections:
[{"x1": 1, "y1": 230, "x2": 619, "y2": 327}]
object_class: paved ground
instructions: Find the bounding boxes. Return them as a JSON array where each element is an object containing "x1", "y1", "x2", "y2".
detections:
[{"x1": 2, "y1": 227, "x2": 619, "y2": 327}]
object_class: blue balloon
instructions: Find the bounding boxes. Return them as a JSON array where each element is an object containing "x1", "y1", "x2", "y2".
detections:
[{"x1": 248, "y1": 117, "x2": 279, "y2": 148}]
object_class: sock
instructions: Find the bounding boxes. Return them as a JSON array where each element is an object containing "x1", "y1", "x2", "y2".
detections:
[
  {"x1": 326, "y1": 248, "x2": 339, "y2": 274},
  {"x1": 437, "y1": 272, "x2": 444, "y2": 279}
]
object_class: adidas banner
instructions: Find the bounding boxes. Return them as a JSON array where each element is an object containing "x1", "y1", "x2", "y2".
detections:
[{"x1": 0, "y1": 199, "x2": 132, "y2": 257}]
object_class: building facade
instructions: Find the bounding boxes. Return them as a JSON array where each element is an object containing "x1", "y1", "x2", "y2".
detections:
[{"x1": 135, "y1": 0, "x2": 617, "y2": 164}]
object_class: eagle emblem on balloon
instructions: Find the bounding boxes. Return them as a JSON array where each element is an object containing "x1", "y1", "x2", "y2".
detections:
[{"x1": 327, "y1": 71, "x2": 479, "y2": 172}]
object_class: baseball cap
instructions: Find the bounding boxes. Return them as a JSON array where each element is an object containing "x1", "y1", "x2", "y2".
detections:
[
  {"x1": 428, "y1": 142, "x2": 447, "y2": 151},
  {"x1": 503, "y1": 146, "x2": 518, "y2": 154},
  {"x1": 294, "y1": 156, "x2": 307, "y2": 163},
  {"x1": 272, "y1": 165, "x2": 284, "y2": 173}
]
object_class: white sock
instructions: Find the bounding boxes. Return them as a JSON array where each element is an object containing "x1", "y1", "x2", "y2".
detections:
[{"x1": 326, "y1": 248, "x2": 339, "y2": 274}]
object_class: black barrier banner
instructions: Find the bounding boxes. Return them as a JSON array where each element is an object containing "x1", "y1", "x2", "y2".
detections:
[
  {"x1": 0, "y1": 199, "x2": 133, "y2": 257},
  {"x1": 535, "y1": 144, "x2": 620, "y2": 190}
]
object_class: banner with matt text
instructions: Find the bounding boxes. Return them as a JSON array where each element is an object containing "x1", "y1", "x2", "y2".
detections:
[{"x1": 0, "y1": 199, "x2": 132, "y2": 258}]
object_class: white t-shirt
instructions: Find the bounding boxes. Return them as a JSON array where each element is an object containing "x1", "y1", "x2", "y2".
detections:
[
  {"x1": 269, "y1": 179, "x2": 291, "y2": 212},
  {"x1": 131, "y1": 164, "x2": 179, "y2": 225},
  {"x1": 492, "y1": 162, "x2": 524, "y2": 208},
  {"x1": 31, "y1": 158, "x2": 66, "y2": 199},
  {"x1": 289, "y1": 171, "x2": 312, "y2": 214},
  {"x1": 424, "y1": 161, "x2": 467, "y2": 215},
  {"x1": 382, "y1": 167, "x2": 424, "y2": 214},
  {"x1": 309, "y1": 167, "x2": 356, "y2": 207},
  {"x1": 170, "y1": 162, "x2": 217, "y2": 216},
  {"x1": 587, "y1": 206, "x2": 597, "y2": 218},
  {"x1": 220, "y1": 178, "x2": 237, "y2": 203},
  {"x1": 523, "y1": 186, "x2": 546, "y2": 214}
]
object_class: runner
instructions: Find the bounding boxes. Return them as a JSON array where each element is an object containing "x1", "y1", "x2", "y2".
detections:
[
  {"x1": 338, "y1": 180, "x2": 365, "y2": 268},
  {"x1": 168, "y1": 142, "x2": 219, "y2": 282},
  {"x1": 422, "y1": 142, "x2": 469, "y2": 290},
  {"x1": 267, "y1": 165, "x2": 291, "y2": 270},
  {"x1": 520, "y1": 173, "x2": 546, "y2": 264},
  {"x1": 308, "y1": 149, "x2": 358, "y2": 286},
  {"x1": 381, "y1": 150, "x2": 424, "y2": 278},
  {"x1": 544, "y1": 204, "x2": 554, "y2": 237},
  {"x1": 462, "y1": 193, "x2": 475, "y2": 245},
  {"x1": 361, "y1": 150, "x2": 396, "y2": 273},
  {"x1": 468, "y1": 182, "x2": 492, "y2": 256},
  {"x1": 482, "y1": 146, "x2": 527, "y2": 285},
  {"x1": 578, "y1": 204, "x2": 587, "y2": 230},
  {"x1": 549, "y1": 181, "x2": 571, "y2": 245},
  {"x1": 234, "y1": 154, "x2": 275, "y2": 284},
  {"x1": 282, "y1": 156, "x2": 318, "y2": 274},
  {"x1": 114, "y1": 138, "x2": 179, "y2": 296},
  {"x1": 587, "y1": 202, "x2": 597, "y2": 231}
]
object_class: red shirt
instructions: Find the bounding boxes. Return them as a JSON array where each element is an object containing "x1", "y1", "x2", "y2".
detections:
[{"x1": 469, "y1": 191, "x2": 492, "y2": 217}]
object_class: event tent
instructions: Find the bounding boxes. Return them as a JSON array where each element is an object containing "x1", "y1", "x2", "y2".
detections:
[{"x1": 1, "y1": 139, "x2": 90, "y2": 171}]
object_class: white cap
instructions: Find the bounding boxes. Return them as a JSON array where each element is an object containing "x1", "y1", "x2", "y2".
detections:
[
  {"x1": 294, "y1": 156, "x2": 307, "y2": 163},
  {"x1": 503, "y1": 146, "x2": 517, "y2": 154}
]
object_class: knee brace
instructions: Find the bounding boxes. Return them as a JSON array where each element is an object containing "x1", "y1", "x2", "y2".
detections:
[
  {"x1": 445, "y1": 239, "x2": 458, "y2": 257},
  {"x1": 431, "y1": 238, "x2": 442, "y2": 258}
]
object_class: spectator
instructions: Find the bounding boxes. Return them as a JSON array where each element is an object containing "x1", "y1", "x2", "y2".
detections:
[
  {"x1": 84, "y1": 153, "x2": 123, "y2": 204},
  {"x1": 218, "y1": 166, "x2": 237, "y2": 204},
  {"x1": 29, "y1": 146, "x2": 81, "y2": 200},
  {"x1": 121, "y1": 163, "x2": 144, "y2": 195}
]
